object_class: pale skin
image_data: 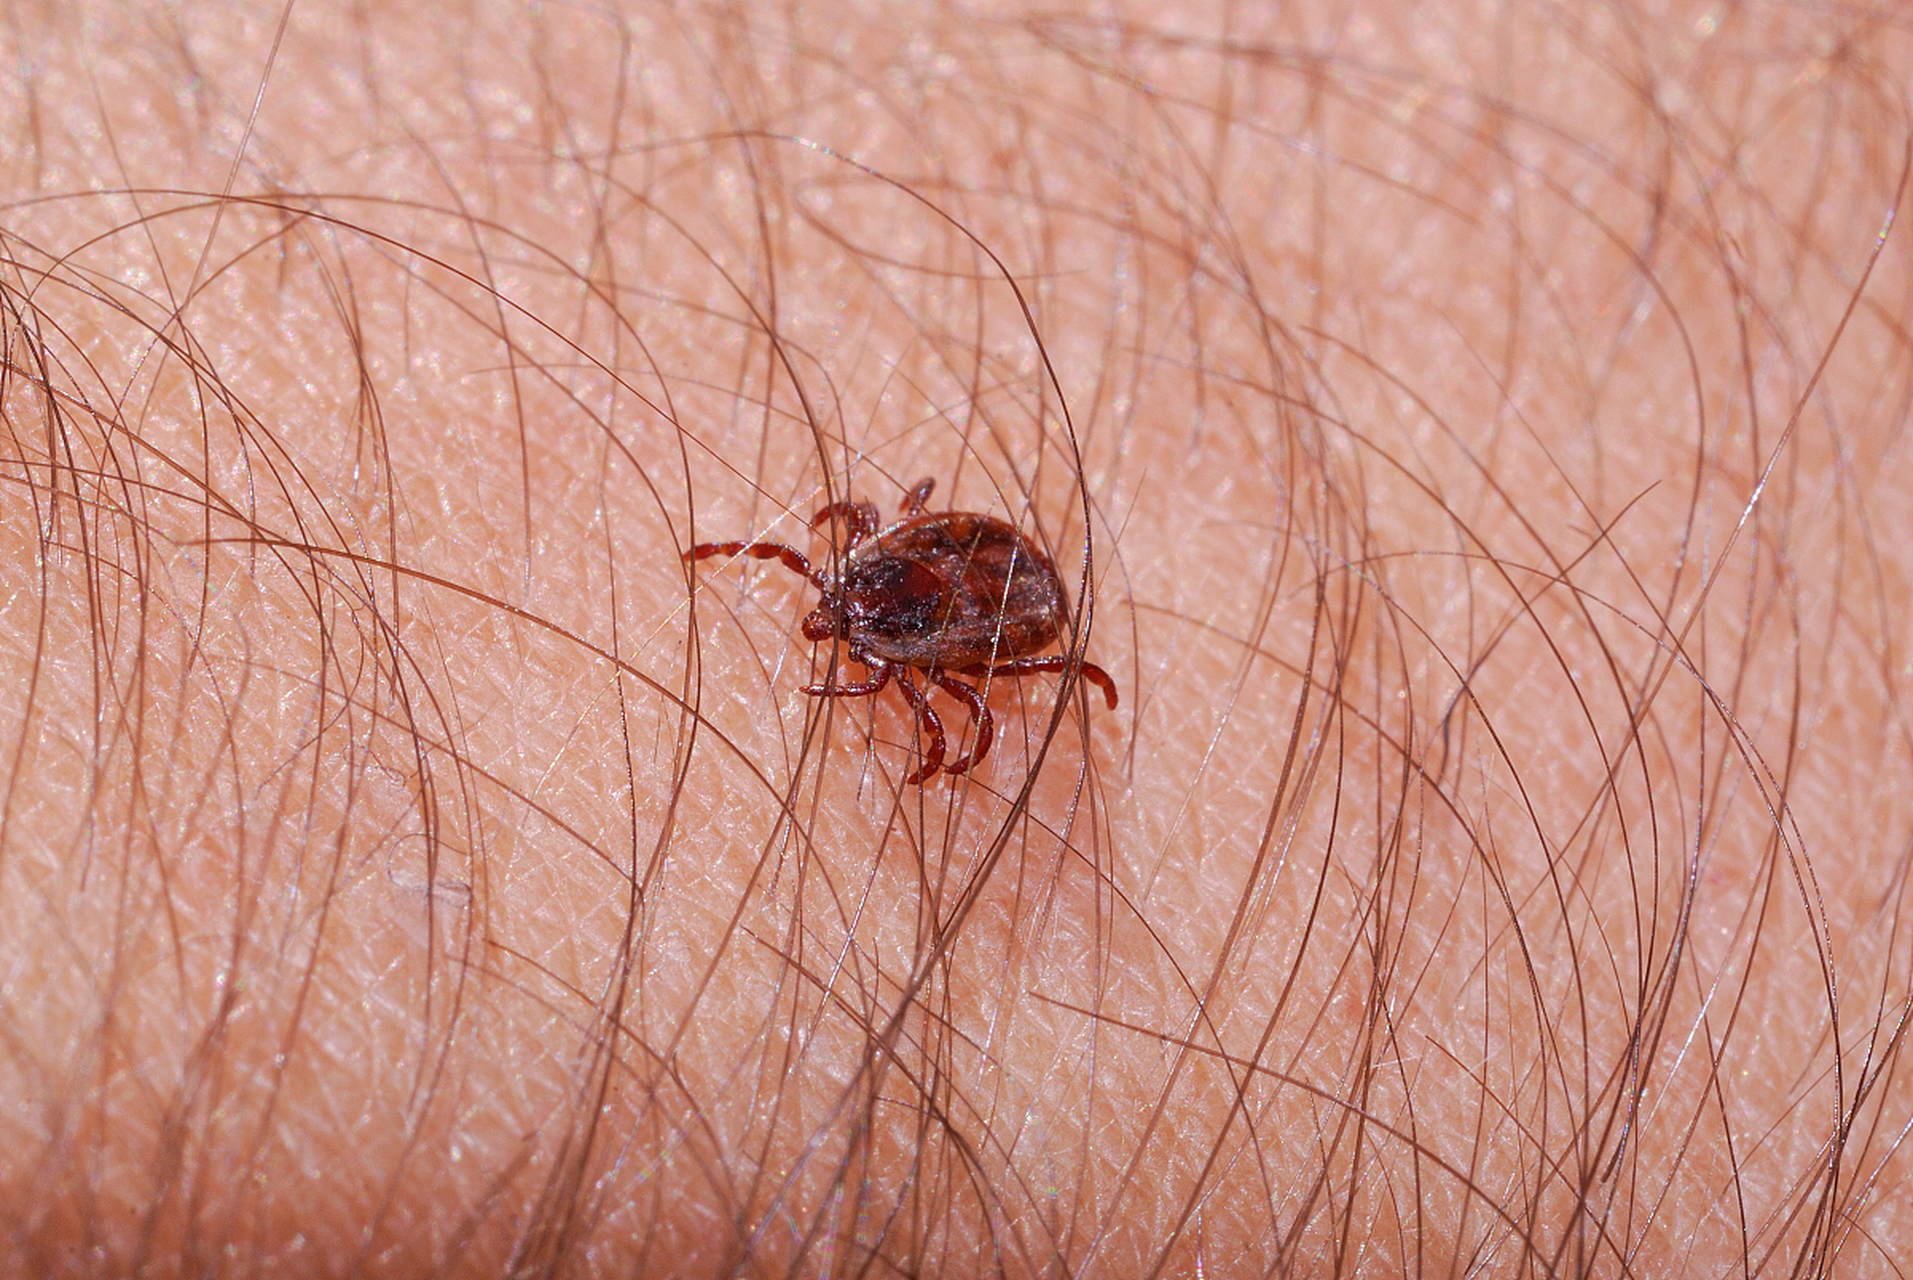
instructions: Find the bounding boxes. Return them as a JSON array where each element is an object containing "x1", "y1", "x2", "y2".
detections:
[{"x1": 1, "y1": 0, "x2": 1910, "y2": 1275}]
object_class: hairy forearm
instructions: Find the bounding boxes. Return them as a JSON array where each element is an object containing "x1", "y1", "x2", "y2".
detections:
[{"x1": 2, "y1": 0, "x2": 1910, "y2": 1275}]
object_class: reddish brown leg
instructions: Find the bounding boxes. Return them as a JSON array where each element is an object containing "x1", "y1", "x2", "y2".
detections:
[
  {"x1": 900, "y1": 477, "x2": 935, "y2": 514},
  {"x1": 801, "y1": 663, "x2": 945, "y2": 785},
  {"x1": 930, "y1": 671, "x2": 993, "y2": 777},
  {"x1": 889, "y1": 674, "x2": 947, "y2": 785},
  {"x1": 809, "y1": 499, "x2": 879, "y2": 548},
  {"x1": 1075, "y1": 661, "x2": 1119, "y2": 710},
  {"x1": 684, "y1": 540, "x2": 822, "y2": 589},
  {"x1": 801, "y1": 661, "x2": 893, "y2": 699},
  {"x1": 961, "y1": 656, "x2": 1120, "y2": 710}
]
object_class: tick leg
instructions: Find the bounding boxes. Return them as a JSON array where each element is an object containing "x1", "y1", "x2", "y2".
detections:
[
  {"x1": 1075, "y1": 661, "x2": 1120, "y2": 710},
  {"x1": 891, "y1": 674, "x2": 947, "y2": 785},
  {"x1": 961, "y1": 656, "x2": 1120, "y2": 710},
  {"x1": 810, "y1": 499, "x2": 880, "y2": 548},
  {"x1": 684, "y1": 540, "x2": 821, "y2": 589},
  {"x1": 930, "y1": 671, "x2": 993, "y2": 777},
  {"x1": 801, "y1": 660, "x2": 892, "y2": 699},
  {"x1": 900, "y1": 477, "x2": 935, "y2": 514}
]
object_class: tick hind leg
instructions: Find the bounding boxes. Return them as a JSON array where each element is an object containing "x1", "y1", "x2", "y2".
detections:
[
  {"x1": 801, "y1": 663, "x2": 946, "y2": 785},
  {"x1": 889, "y1": 675, "x2": 948, "y2": 785},
  {"x1": 962, "y1": 655, "x2": 1120, "y2": 710},
  {"x1": 930, "y1": 672, "x2": 993, "y2": 778},
  {"x1": 684, "y1": 540, "x2": 821, "y2": 589},
  {"x1": 801, "y1": 659, "x2": 893, "y2": 699}
]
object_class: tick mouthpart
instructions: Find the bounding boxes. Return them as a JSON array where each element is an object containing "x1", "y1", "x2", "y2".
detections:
[{"x1": 801, "y1": 608, "x2": 838, "y2": 642}]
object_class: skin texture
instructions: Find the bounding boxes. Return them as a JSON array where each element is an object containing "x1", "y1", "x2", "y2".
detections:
[{"x1": 1, "y1": 0, "x2": 1911, "y2": 1275}]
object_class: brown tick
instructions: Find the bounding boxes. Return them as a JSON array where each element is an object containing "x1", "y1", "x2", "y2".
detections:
[{"x1": 684, "y1": 478, "x2": 1117, "y2": 784}]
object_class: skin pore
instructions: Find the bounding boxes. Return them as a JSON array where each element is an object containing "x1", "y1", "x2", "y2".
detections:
[{"x1": 2, "y1": 0, "x2": 1911, "y2": 1274}]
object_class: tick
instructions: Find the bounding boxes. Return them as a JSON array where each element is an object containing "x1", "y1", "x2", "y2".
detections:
[{"x1": 684, "y1": 478, "x2": 1118, "y2": 784}]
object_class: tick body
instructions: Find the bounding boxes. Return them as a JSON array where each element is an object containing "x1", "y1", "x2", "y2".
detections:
[{"x1": 685, "y1": 478, "x2": 1117, "y2": 784}]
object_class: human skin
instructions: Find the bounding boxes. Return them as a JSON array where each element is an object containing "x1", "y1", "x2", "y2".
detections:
[{"x1": 1, "y1": 0, "x2": 1910, "y2": 1275}]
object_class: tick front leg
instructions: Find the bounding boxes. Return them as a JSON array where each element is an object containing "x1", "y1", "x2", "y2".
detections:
[
  {"x1": 962, "y1": 656, "x2": 1120, "y2": 710},
  {"x1": 900, "y1": 477, "x2": 935, "y2": 514},
  {"x1": 809, "y1": 499, "x2": 880, "y2": 548},
  {"x1": 890, "y1": 674, "x2": 947, "y2": 785},
  {"x1": 930, "y1": 671, "x2": 993, "y2": 778},
  {"x1": 684, "y1": 540, "x2": 822, "y2": 589}
]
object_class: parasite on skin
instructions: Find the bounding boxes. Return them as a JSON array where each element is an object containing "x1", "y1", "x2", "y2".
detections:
[{"x1": 685, "y1": 478, "x2": 1117, "y2": 784}]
